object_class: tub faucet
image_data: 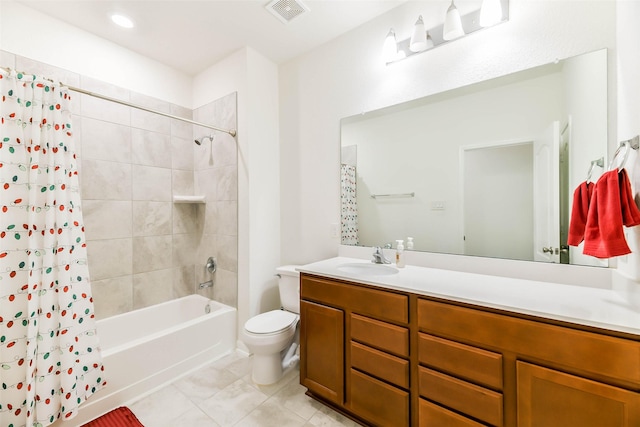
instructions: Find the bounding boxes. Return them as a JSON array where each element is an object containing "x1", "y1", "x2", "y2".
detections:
[
  {"x1": 199, "y1": 280, "x2": 213, "y2": 289},
  {"x1": 372, "y1": 246, "x2": 392, "y2": 264}
]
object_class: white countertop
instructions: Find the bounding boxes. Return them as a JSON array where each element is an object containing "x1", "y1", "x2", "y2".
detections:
[{"x1": 298, "y1": 257, "x2": 640, "y2": 336}]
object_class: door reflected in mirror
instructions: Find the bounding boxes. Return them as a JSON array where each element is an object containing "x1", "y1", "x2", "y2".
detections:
[{"x1": 340, "y1": 49, "x2": 608, "y2": 267}]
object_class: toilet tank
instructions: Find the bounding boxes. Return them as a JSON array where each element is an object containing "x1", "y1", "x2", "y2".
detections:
[{"x1": 276, "y1": 265, "x2": 301, "y2": 314}]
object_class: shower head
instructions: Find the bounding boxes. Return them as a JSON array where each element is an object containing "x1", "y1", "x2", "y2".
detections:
[{"x1": 195, "y1": 135, "x2": 214, "y2": 145}]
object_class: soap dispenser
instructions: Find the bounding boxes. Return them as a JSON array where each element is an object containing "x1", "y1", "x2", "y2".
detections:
[{"x1": 395, "y1": 240, "x2": 406, "y2": 268}]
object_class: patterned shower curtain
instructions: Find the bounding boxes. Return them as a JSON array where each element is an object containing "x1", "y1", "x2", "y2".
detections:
[
  {"x1": 0, "y1": 70, "x2": 105, "y2": 426},
  {"x1": 340, "y1": 164, "x2": 359, "y2": 245}
]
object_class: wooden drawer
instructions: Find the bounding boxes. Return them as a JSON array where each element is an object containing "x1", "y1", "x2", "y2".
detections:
[
  {"x1": 348, "y1": 368, "x2": 410, "y2": 427},
  {"x1": 350, "y1": 341, "x2": 409, "y2": 389},
  {"x1": 351, "y1": 313, "x2": 409, "y2": 357},
  {"x1": 419, "y1": 333, "x2": 502, "y2": 390},
  {"x1": 301, "y1": 274, "x2": 408, "y2": 324},
  {"x1": 419, "y1": 367, "x2": 503, "y2": 426},
  {"x1": 419, "y1": 399, "x2": 486, "y2": 427},
  {"x1": 417, "y1": 298, "x2": 640, "y2": 388}
]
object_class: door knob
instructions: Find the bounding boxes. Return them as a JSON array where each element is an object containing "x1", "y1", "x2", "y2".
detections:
[{"x1": 542, "y1": 247, "x2": 554, "y2": 253}]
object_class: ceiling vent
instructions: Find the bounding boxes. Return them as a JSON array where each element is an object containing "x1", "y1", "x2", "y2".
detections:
[{"x1": 266, "y1": 0, "x2": 310, "y2": 24}]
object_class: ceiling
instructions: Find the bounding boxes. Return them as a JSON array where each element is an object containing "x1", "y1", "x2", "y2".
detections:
[{"x1": 18, "y1": 0, "x2": 406, "y2": 75}]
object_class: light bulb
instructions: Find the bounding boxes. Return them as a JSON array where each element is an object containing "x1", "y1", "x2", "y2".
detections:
[
  {"x1": 409, "y1": 15, "x2": 428, "y2": 53},
  {"x1": 382, "y1": 28, "x2": 398, "y2": 63},
  {"x1": 443, "y1": 1, "x2": 465, "y2": 41}
]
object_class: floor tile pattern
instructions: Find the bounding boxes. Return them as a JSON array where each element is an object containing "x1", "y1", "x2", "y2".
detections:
[{"x1": 128, "y1": 352, "x2": 359, "y2": 427}]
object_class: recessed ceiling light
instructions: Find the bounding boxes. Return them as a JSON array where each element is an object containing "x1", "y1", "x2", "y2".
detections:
[{"x1": 111, "y1": 14, "x2": 135, "y2": 29}]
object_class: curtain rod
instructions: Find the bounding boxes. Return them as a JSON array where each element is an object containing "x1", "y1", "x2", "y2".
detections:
[
  {"x1": 67, "y1": 85, "x2": 237, "y2": 137},
  {"x1": 0, "y1": 67, "x2": 237, "y2": 137}
]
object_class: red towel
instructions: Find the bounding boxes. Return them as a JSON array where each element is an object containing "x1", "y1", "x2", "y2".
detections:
[
  {"x1": 583, "y1": 169, "x2": 640, "y2": 258},
  {"x1": 567, "y1": 181, "x2": 594, "y2": 246},
  {"x1": 81, "y1": 407, "x2": 144, "y2": 427}
]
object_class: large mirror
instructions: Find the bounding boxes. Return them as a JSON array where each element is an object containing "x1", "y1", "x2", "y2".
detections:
[{"x1": 341, "y1": 49, "x2": 608, "y2": 267}]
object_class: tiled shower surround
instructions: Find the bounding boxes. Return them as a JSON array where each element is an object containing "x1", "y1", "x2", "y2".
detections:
[{"x1": 1, "y1": 51, "x2": 238, "y2": 319}]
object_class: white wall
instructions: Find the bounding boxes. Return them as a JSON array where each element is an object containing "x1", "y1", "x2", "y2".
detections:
[
  {"x1": 616, "y1": 0, "x2": 640, "y2": 280},
  {"x1": 280, "y1": 0, "x2": 617, "y2": 267}
]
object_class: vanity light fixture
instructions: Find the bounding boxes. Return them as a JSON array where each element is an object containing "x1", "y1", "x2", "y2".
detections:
[
  {"x1": 443, "y1": 0, "x2": 465, "y2": 41},
  {"x1": 383, "y1": 0, "x2": 509, "y2": 65}
]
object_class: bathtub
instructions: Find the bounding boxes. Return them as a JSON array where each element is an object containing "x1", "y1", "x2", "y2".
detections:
[{"x1": 58, "y1": 295, "x2": 236, "y2": 426}]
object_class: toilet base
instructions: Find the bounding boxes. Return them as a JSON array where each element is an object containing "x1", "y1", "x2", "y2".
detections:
[{"x1": 251, "y1": 353, "x2": 285, "y2": 385}]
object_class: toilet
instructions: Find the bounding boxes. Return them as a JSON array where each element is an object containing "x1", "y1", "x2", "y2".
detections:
[{"x1": 242, "y1": 265, "x2": 301, "y2": 385}]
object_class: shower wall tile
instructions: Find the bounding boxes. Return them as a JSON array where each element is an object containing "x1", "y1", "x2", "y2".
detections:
[
  {"x1": 217, "y1": 201, "x2": 238, "y2": 237},
  {"x1": 173, "y1": 233, "x2": 198, "y2": 267},
  {"x1": 132, "y1": 128, "x2": 172, "y2": 168},
  {"x1": 217, "y1": 166, "x2": 238, "y2": 201},
  {"x1": 170, "y1": 105, "x2": 193, "y2": 140},
  {"x1": 172, "y1": 169, "x2": 194, "y2": 196},
  {"x1": 133, "y1": 269, "x2": 174, "y2": 310},
  {"x1": 212, "y1": 134, "x2": 237, "y2": 168},
  {"x1": 173, "y1": 266, "x2": 196, "y2": 297},
  {"x1": 80, "y1": 77, "x2": 131, "y2": 126},
  {"x1": 132, "y1": 165, "x2": 172, "y2": 201},
  {"x1": 133, "y1": 235, "x2": 173, "y2": 274},
  {"x1": 83, "y1": 200, "x2": 132, "y2": 240},
  {"x1": 172, "y1": 137, "x2": 194, "y2": 171},
  {"x1": 213, "y1": 269, "x2": 238, "y2": 308},
  {"x1": 217, "y1": 234, "x2": 238, "y2": 273},
  {"x1": 173, "y1": 203, "x2": 198, "y2": 235},
  {"x1": 81, "y1": 118, "x2": 131, "y2": 163},
  {"x1": 131, "y1": 92, "x2": 171, "y2": 134},
  {"x1": 0, "y1": 50, "x2": 16, "y2": 68},
  {"x1": 81, "y1": 159, "x2": 132, "y2": 201},
  {"x1": 201, "y1": 202, "x2": 219, "y2": 235},
  {"x1": 86, "y1": 238, "x2": 133, "y2": 281},
  {"x1": 133, "y1": 201, "x2": 172, "y2": 237},
  {"x1": 91, "y1": 276, "x2": 133, "y2": 319},
  {"x1": 195, "y1": 169, "x2": 218, "y2": 203}
]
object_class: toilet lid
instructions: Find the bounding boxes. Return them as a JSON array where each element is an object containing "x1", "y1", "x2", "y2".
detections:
[{"x1": 245, "y1": 310, "x2": 298, "y2": 334}]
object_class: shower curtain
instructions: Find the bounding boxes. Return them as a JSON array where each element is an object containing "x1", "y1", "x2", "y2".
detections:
[
  {"x1": 0, "y1": 70, "x2": 105, "y2": 426},
  {"x1": 340, "y1": 164, "x2": 359, "y2": 245}
]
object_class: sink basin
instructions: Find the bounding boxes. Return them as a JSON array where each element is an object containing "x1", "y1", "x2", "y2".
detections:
[{"x1": 336, "y1": 262, "x2": 399, "y2": 276}]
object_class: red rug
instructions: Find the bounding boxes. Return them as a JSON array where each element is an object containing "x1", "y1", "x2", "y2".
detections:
[{"x1": 81, "y1": 407, "x2": 144, "y2": 427}]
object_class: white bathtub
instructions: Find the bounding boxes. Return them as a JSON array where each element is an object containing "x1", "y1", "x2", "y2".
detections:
[{"x1": 57, "y1": 295, "x2": 236, "y2": 426}]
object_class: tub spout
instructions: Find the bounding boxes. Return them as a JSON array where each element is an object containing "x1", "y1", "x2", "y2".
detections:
[{"x1": 199, "y1": 280, "x2": 213, "y2": 289}]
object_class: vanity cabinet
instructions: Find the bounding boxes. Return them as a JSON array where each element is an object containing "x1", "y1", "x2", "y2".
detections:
[
  {"x1": 300, "y1": 273, "x2": 410, "y2": 427},
  {"x1": 300, "y1": 271, "x2": 640, "y2": 427},
  {"x1": 417, "y1": 298, "x2": 640, "y2": 427}
]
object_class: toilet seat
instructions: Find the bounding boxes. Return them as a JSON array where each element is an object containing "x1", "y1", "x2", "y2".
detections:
[{"x1": 245, "y1": 310, "x2": 298, "y2": 335}]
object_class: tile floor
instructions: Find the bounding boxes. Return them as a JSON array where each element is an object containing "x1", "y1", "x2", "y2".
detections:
[{"x1": 128, "y1": 351, "x2": 360, "y2": 427}]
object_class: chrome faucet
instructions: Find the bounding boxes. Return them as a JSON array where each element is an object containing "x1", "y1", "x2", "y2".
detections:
[{"x1": 372, "y1": 246, "x2": 392, "y2": 264}]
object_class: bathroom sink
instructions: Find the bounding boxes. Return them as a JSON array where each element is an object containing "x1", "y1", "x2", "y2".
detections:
[{"x1": 336, "y1": 262, "x2": 399, "y2": 276}]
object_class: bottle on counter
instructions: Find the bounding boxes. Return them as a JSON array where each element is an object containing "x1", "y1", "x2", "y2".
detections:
[
  {"x1": 395, "y1": 240, "x2": 406, "y2": 268},
  {"x1": 406, "y1": 237, "x2": 414, "y2": 250}
]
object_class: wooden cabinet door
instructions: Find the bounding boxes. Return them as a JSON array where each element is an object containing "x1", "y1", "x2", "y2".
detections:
[
  {"x1": 300, "y1": 300, "x2": 345, "y2": 405},
  {"x1": 517, "y1": 362, "x2": 640, "y2": 427}
]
